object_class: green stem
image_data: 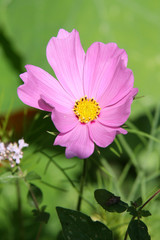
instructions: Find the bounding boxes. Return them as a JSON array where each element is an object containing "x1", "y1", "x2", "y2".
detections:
[
  {"x1": 28, "y1": 183, "x2": 40, "y2": 211},
  {"x1": 139, "y1": 189, "x2": 160, "y2": 211},
  {"x1": 76, "y1": 159, "x2": 88, "y2": 211},
  {"x1": 40, "y1": 151, "x2": 96, "y2": 210},
  {"x1": 40, "y1": 151, "x2": 78, "y2": 191},
  {"x1": 26, "y1": 182, "x2": 45, "y2": 240},
  {"x1": 16, "y1": 179, "x2": 24, "y2": 240},
  {"x1": 124, "y1": 216, "x2": 134, "y2": 240},
  {"x1": 24, "y1": 180, "x2": 43, "y2": 238},
  {"x1": 36, "y1": 222, "x2": 44, "y2": 240},
  {"x1": 18, "y1": 167, "x2": 46, "y2": 240}
]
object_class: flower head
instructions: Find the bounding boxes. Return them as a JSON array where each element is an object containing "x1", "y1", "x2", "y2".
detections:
[
  {"x1": 0, "y1": 139, "x2": 28, "y2": 167},
  {"x1": 17, "y1": 29, "x2": 138, "y2": 159}
]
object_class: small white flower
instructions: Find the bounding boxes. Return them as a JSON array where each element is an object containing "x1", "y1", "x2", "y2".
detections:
[
  {"x1": 0, "y1": 138, "x2": 28, "y2": 167},
  {"x1": 18, "y1": 139, "x2": 29, "y2": 149},
  {"x1": 7, "y1": 143, "x2": 18, "y2": 153},
  {"x1": 13, "y1": 153, "x2": 22, "y2": 164}
]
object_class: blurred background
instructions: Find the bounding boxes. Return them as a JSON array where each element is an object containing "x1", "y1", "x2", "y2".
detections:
[{"x1": 0, "y1": 0, "x2": 160, "y2": 239}]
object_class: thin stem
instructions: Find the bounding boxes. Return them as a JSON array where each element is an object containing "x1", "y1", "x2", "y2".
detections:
[
  {"x1": 28, "y1": 183, "x2": 40, "y2": 211},
  {"x1": 40, "y1": 151, "x2": 78, "y2": 191},
  {"x1": 25, "y1": 181, "x2": 43, "y2": 239},
  {"x1": 40, "y1": 180, "x2": 67, "y2": 192},
  {"x1": 76, "y1": 159, "x2": 88, "y2": 211},
  {"x1": 124, "y1": 216, "x2": 134, "y2": 240},
  {"x1": 139, "y1": 189, "x2": 160, "y2": 210},
  {"x1": 18, "y1": 166, "x2": 45, "y2": 240},
  {"x1": 16, "y1": 179, "x2": 24, "y2": 240},
  {"x1": 40, "y1": 151, "x2": 96, "y2": 210},
  {"x1": 36, "y1": 222, "x2": 44, "y2": 240}
]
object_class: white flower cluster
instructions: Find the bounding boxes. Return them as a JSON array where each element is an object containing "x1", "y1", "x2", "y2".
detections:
[{"x1": 0, "y1": 139, "x2": 29, "y2": 167}]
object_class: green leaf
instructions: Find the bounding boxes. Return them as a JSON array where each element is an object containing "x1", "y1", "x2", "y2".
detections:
[
  {"x1": 0, "y1": 172, "x2": 20, "y2": 183},
  {"x1": 140, "y1": 210, "x2": 151, "y2": 217},
  {"x1": 56, "y1": 207, "x2": 113, "y2": 240},
  {"x1": 131, "y1": 197, "x2": 142, "y2": 208},
  {"x1": 94, "y1": 189, "x2": 128, "y2": 213},
  {"x1": 27, "y1": 184, "x2": 43, "y2": 207},
  {"x1": 127, "y1": 206, "x2": 138, "y2": 217},
  {"x1": 128, "y1": 220, "x2": 151, "y2": 240},
  {"x1": 32, "y1": 206, "x2": 50, "y2": 224},
  {"x1": 25, "y1": 171, "x2": 41, "y2": 181},
  {"x1": 127, "y1": 206, "x2": 152, "y2": 218}
]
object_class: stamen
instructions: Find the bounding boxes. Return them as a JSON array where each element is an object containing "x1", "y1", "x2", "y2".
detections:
[{"x1": 73, "y1": 96, "x2": 101, "y2": 123}]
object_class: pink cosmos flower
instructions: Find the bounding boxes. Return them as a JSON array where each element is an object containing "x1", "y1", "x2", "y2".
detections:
[{"x1": 17, "y1": 29, "x2": 138, "y2": 159}]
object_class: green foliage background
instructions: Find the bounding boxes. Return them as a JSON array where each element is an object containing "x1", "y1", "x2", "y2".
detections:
[{"x1": 0, "y1": 0, "x2": 160, "y2": 239}]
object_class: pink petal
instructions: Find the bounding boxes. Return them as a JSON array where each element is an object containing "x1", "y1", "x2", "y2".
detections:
[
  {"x1": 117, "y1": 128, "x2": 128, "y2": 135},
  {"x1": 83, "y1": 42, "x2": 128, "y2": 99},
  {"x1": 51, "y1": 108, "x2": 78, "y2": 133},
  {"x1": 89, "y1": 121, "x2": 126, "y2": 148},
  {"x1": 57, "y1": 29, "x2": 70, "y2": 38},
  {"x1": 98, "y1": 90, "x2": 136, "y2": 127},
  {"x1": 54, "y1": 124, "x2": 94, "y2": 159},
  {"x1": 132, "y1": 88, "x2": 139, "y2": 98},
  {"x1": 46, "y1": 29, "x2": 85, "y2": 99},
  {"x1": 97, "y1": 59, "x2": 135, "y2": 109},
  {"x1": 18, "y1": 65, "x2": 74, "y2": 112}
]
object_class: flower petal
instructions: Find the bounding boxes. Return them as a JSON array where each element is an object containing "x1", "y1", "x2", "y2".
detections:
[
  {"x1": 117, "y1": 128, "x2": 128, "y2": 135},
  {"x1": 46, "y1": 29, "x2": 85, "y2": 99},
  {"x1": 57, "y1": 29, "x2": 70, "y2": 38},
  {"x1": 132, "y1": 88, "x2": 139, "y2": 98},
  {"x1": 17, "y1": 65, "x2": 74, "y2": 112},
  {"x1": 89, "y1": 121, "x2": 126, "y2": 148},
  {"x1": 54, "y1": 124, "x2": 94, "y2": 159},
  {"x1": 51, "y1": 108, "x2": 78, "y2": 133},
  {"x1": 99, "y1": 90, "x2": 137, "y2": 127},
  {"x1": 98, "y1": 60, "x2": 135, "y2": 108},
  {"x1": 83, "y1": 42, "x2": 128, "y2": 99}
]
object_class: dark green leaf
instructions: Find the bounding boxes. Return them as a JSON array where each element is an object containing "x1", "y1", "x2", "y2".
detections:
[
  {"x1": 131, "y1": 197, "x2": 142, "y2": 208},
  {"x1": 94, "y1": 189, "x2": 128, "y2": 213},
  {"x1": 25, "y1": 171, "x2": 41, "y2": 181},
  {"x1": 127, "y1": 206, "x2": 138, "y2": 217},
  {"x1": 56, "y1": 207, "x2": 113, "y2": 240},
  {"x1": 27, "y1": 184, "x2": 43, "y2": 207},
  {"x1": 32, "y1": 206, "x2": 50, "y2": 224},
  {"x1": 140, "y1": 210, "x2": 151, "y2": 217},
  {"x1": 57, "y1": 231, "x2": 65, "y2": 240},
  {"x1": 128, "y1": 220, "x2": 151, "y2": 240},
  {"x1": 41, "y1": 205, "x2": 47, "y2": 212},
  {"x1": 127, "y1": 207, "x2": 151, "y2": 218}
]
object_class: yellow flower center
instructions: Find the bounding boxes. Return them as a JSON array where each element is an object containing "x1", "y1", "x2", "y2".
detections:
[{"x1": 73, "y1": 96, "x2": 101, "y2": 123}]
